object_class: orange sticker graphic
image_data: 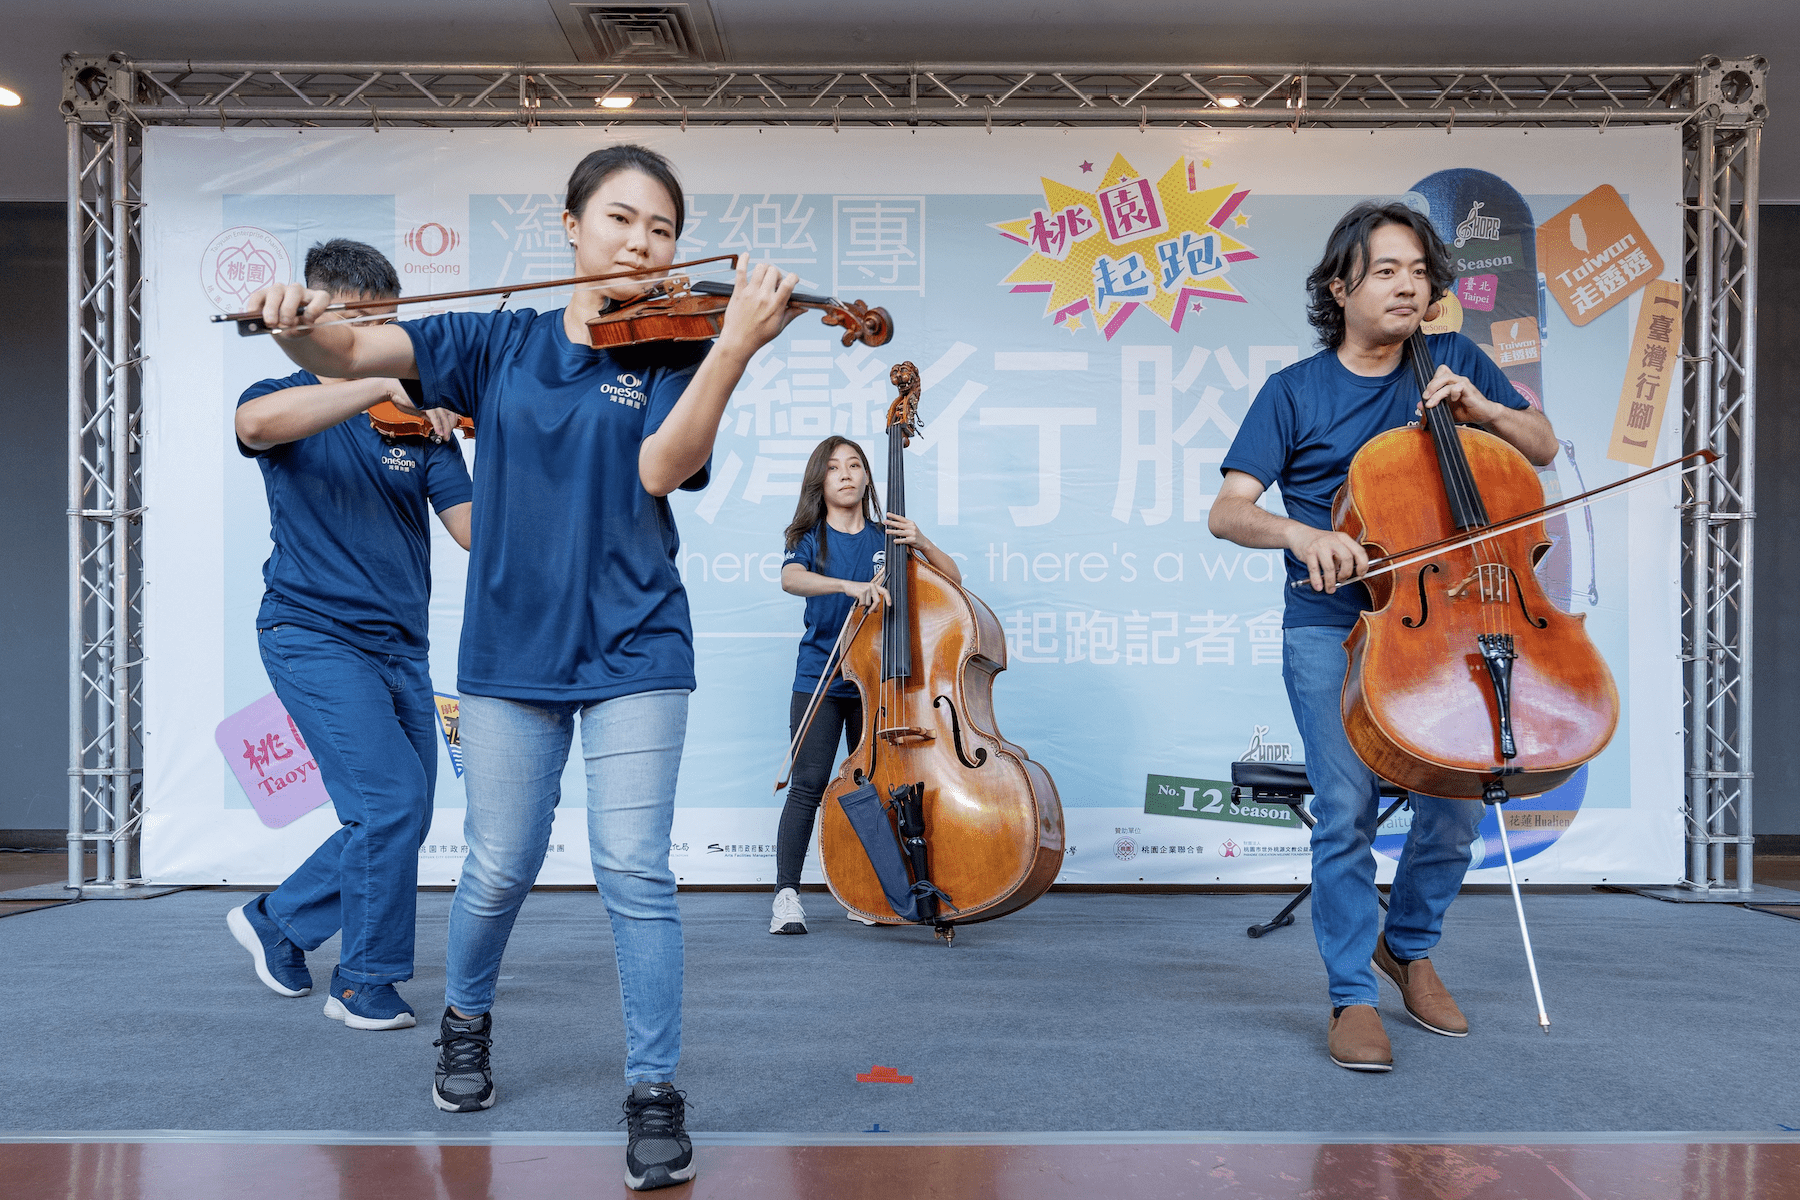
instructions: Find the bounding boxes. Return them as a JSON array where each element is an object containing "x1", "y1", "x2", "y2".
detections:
[
  {"x1": 1490, "y1": 317, "x2": 1541, "y2": 367},
  {"x1": 1420, "y1": 291, "x2": 1464, "y2": 335},
  {"x1": 1537, "y1": 185, "x2": 1662, "y2": 327},
  {"x1": 1606, "y1": 280, "x2": 1682, "y2": 467}
]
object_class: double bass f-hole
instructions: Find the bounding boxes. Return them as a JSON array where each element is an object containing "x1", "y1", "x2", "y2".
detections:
[{"x1": 933, "y1": 695, "x2": 989, "y2": 769}]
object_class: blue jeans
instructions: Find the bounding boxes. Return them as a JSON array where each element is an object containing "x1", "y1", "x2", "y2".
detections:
[
  {"x1": 1282, "y1": 624, "x2": 1485, "y2": 1009},
  {"x1": 257, "y1": 623, "x2": 439, "y2": 984},
  {"x1": 445, "y1": 689, "x2": 688, "y2": 1085}
]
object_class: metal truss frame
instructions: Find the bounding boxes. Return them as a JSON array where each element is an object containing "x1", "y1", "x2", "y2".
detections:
[{"x1": 59, "y1": 53, "x2": 1765, "y2": 892}]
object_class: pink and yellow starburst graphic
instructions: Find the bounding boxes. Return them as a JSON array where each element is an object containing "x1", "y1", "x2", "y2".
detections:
[{"x1": 993, "y1": 153, "x2": 1256, "y2": 340}]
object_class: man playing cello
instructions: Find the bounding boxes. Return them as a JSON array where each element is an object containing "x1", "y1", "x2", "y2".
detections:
[{"x1": 1209, "y1": 202, "x2": 1558, "y2": 1071}]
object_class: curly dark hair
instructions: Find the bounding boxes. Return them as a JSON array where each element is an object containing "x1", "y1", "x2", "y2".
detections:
[{"x1": 1304, "y1": 201, "x2": 1453, "y2": 349}]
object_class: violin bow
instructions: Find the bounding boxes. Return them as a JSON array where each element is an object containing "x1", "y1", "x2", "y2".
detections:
[
  {"x1": 210, "y1": 254, "x2": 741, "y2": 335},
  {"x1": 1291, "y1": 449, "x2": 1718, "y2": 592}
]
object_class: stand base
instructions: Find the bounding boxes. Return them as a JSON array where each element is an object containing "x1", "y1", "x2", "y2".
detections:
[
  {"x1": 1624, "y1": 883, "x2": 1800, "y2": 905},
  {"x1": 0, "y1": 882, "x2": 184, "y2": 902}
]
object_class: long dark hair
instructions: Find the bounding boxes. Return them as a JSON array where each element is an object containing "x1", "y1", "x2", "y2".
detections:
[
  {"x1": 1304, "y1": 201, "x2": 1452, "y2": 349},
  {"x1": 564, "y1": 143, "x2": 686, "y2": 236},
  {"x1": 783, "y1": 436, "x2": 880, "y2": 570}
]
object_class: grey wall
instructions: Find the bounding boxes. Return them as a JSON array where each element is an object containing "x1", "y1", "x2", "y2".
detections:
[
  {"x1": 0, "y1": 202, "x2": 1797, "y2": 837},
  {"x1": 1750, "y1": 205, "x2": 1800, "y2": 836},
  {"x1": 0, "y1": 203, "x2": 70, "y2": 839}
]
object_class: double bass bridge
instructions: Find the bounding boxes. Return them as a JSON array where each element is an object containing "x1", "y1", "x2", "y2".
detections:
[{"x1": 878, "y1": 726, "x2": 936, "y2": 747}]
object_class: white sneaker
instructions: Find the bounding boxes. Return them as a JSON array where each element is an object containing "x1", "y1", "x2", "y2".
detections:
[
  {"x1": 845, "y1": 910, "x2": 879, "y2": 926},
  {"x1": 770, "y1": 887, "x2": 808, "y2": 934}
]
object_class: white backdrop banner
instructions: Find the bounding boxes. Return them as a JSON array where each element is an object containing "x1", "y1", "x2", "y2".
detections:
[{"x1": 139, "y1": 126, "x2": 1685, "y2": 887}]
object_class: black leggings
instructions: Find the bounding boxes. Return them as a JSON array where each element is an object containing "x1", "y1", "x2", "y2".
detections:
[{"x1": 775, "y1": 691, "x2": 863, "y2": 890}]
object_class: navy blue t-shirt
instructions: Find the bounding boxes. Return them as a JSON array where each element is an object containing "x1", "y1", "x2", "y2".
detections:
[
  {"x1": 404, "y1": 308, "x2": 709, "y2": 702},
  {"x1": 239, "y1": 371, "x2": 473, "y2": 658},
  {"x1": 1219, "y1": 332, "x2": 1530, "y2": 629},
  {"x1": 783, "y1": 522, "x2": 887, "y2": 698}
]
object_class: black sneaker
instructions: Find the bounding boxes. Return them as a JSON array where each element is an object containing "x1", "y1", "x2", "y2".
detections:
[
  {"x1": 620, "y1": 1082, "x2": 695, "y2": 1190},
  {"x1": 432, "y1": 1008, "x2": 495, "y2": 1112}
]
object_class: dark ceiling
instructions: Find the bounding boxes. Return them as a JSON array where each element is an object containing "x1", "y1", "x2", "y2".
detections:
[{"x1": 0, "y1": 0, "x2": 1790, "y2": 201}]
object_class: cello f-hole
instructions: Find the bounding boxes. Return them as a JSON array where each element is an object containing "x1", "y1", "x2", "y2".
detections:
[
  {"x1": 933, "y1": 695, "x2": 989, "y2": 769},
  {"x1": 1507, "y1": 568, "x2": 1550, "y2": 629},
  {"x1": 1401, "y1": 563, "x2": 1440, "y2": 629}
]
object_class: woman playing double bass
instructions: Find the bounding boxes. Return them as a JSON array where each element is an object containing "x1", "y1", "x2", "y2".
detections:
[
  {"x1": 770, "y1": 436, "x2": 961, "y2": 935},
  {"x1": 1208, "y1": 202, "x2": 1559, "y2": 1074}
]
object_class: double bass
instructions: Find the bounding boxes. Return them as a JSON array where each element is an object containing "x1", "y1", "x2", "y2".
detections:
[{"x1": 814, "y1": 363, "x2": 1064, "y2": 944}]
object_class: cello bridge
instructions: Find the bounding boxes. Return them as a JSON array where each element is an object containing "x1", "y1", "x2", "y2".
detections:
[
  {"x1": 1448, "y1": 563, "x2": 1510, "y2": 604},
  {"x1": 878, "y1": 726, "x2": 936, "y2": 746}
]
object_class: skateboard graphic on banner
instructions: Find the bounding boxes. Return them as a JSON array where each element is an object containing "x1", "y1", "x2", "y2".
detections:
[{"x1": 1391, "y1": 167, "x2": 1593, "y2": 868}]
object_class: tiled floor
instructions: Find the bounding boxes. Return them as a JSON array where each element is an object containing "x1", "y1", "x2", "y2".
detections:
[{"x1": 4, "y1": 1137, "x2": 1797, "y2": 1199}]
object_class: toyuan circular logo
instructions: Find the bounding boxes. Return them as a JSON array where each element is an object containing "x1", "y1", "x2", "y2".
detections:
[
  {"x1": 405, "y1": 222, "x2": 461, "y2": 257},
  {"x1": 200, "y1": 226, "x2": 290, "y2": 312},
  {"x1": 1113, "y1": 837, "x2": 1137, "y2": 861}
]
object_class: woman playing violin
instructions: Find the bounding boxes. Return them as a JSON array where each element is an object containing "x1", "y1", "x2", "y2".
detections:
[
  {"x1": 240, "y1": 142, "x2": 799, "y2": 1193},
  {"x1": 770, "y1": 437, "x2": 961, "y2": 936}
]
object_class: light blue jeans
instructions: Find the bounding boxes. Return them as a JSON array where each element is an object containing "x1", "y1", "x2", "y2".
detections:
[
  {"x1": 445, "y1": 689, "x2": 688, "y2": 1084},
  {"x1": 1282, "y1": 625, "x2": 1485, "y2": 1009}
]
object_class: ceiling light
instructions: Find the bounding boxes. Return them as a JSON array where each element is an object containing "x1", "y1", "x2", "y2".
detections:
[
  {"x1": 0, "y1": 87, "x2": 21, "y2": 107},
  {"x1": 598, "y1": 94, "x2": 635, "y2": 109},
  {"x1": 1216, "y1": 95, "x2": 1242, "y2": 108}
]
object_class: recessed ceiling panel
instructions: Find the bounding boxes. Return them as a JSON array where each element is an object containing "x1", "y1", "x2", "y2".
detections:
[{"x1": 550, "y1": 1, "x2": 729, "y2": 63}]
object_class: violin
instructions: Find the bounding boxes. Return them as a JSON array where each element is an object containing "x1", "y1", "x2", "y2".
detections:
[
  {"x1": 586, "y1": 276, "x2": 893, "y2": 350},
  {"x1": 212, "y1": 255, "x2": 895, "y2": 349},
  {"x1": 813, "y1": 362, "x2": 1064, "y2": 945},
  {"x1": 366, "y1": 379, "x2": 474, "y2": 441}
]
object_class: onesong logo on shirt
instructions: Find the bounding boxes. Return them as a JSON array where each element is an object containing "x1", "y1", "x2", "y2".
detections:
[
  {"x1": 600, "y1": 372, "x2": 648, "y2": 410},
  {"x1": 380, "y1": 446, "x2": 417, "y2": 473}
]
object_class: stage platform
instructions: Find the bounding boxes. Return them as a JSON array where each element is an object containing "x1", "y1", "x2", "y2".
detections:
[{"x1": 2, "y1": 888, "x2": 1796, "y2": 1197}]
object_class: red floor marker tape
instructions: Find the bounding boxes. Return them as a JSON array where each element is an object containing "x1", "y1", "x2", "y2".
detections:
[{"x1": 856, "y1": 1065, "x2": 913, "y2": 1084}]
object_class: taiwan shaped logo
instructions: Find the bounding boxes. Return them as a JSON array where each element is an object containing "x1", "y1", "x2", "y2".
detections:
[{"x1": 993, "y1": 152, "x2": 1257, "y2": 340}]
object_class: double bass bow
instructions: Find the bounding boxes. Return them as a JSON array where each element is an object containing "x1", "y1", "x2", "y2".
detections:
[
  {"x1": 812, "y1": 363, "x2": 1064, "y2": 945},
  {"x1": 1332, "y1": 327, "x2": 1624, "y2": 1031}
]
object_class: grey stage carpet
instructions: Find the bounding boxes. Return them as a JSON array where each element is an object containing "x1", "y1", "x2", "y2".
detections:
[{"x1": 0, "y1": 889, "x2": 1794, "y2": 1135}]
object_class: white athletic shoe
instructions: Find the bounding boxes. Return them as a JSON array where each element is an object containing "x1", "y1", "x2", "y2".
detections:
[
  {"x1": 845, "y1": 910, "x2": 879, "y2": 926},
  {"x1": 770, "y1": 887, "x2": 808, "y2": 935}
]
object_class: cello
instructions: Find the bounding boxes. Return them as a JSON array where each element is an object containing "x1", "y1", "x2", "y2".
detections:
[
  {"x1": 815, "y1": 362, "x2": 1064, "y2": 944},
  {"x1": 1332, "y1": 326, "x2": 1622, "y2": 1029}
]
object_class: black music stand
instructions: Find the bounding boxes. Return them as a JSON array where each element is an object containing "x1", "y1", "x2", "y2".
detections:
[{"x1": 1229, "y1": 760, "x2": 1411, "y2": 938}]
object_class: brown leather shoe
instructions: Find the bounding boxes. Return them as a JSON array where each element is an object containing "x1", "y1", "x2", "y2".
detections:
[
  {"x1": 1374, "y1": 936, "x2": 1469, "y2": 1037},
  {"x1": 1327, "y1": 1004, "x2": 1393, "y2": 1072}
]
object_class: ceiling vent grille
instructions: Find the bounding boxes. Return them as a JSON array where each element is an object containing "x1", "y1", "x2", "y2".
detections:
[{"x1": 551, "y1": 2, "x2": 728, "y2": 64}]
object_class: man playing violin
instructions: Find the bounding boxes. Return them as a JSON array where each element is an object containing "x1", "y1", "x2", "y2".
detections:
[
  {"x1": 227, "y1": 239, "x2": 472, "y2": 1032},
  {"x1": 1209, "y1": 202, "x2": 1557, "y2": 1072}
]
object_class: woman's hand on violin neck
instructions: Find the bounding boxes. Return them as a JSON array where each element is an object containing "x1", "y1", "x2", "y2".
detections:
[
  {"x1": 842, "y1": 578, "x2": 890, "y2": 609},
  {"x1": 714, "y1": 260, "x2": 802, "y2": 360},
  {"x1": 1287, "y1": 526, "x2": 1370, "y2": 595}
]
